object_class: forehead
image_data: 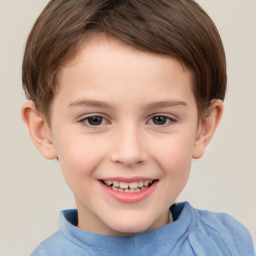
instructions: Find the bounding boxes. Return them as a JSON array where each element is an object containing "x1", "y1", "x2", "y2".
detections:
[
  {"x1": 56, "y1": 35, "x2": 195, "y2": 109},
  {"x1": 63, "y1": 34, "x2": 188, "y2": 75}
]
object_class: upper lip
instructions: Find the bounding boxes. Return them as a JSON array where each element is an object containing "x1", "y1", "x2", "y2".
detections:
[{"x1": 99, "y1": 177, "x2": 156, "y2": 183}]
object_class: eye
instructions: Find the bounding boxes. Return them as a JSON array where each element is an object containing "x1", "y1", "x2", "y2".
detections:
[
  {"x1": 148, "y1": 115, "x2": 174, "y2": 126},
  {"x1": 81, "y1": 116, "x2": 107, "y2": 126}
]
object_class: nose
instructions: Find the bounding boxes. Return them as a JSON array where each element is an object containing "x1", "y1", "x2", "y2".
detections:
[{"x1": 110, "y1": 125, "x2": 147, "y2": 168}]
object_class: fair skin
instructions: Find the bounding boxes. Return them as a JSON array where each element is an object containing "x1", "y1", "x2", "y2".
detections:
[{"x1": 22, "y1": 35, "x2": 223, "y2": 236}]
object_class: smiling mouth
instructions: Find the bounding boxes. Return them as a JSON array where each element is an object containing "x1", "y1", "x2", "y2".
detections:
[{"x1": 100, "y1": 180, "x2": 157, "y2": 193}]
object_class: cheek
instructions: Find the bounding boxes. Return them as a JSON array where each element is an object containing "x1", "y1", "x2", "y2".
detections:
[
  {"x1": 54, "y1": 134, "x2": 106, "y2": 181},
  {"x1": 154, "y1": 137, "x2": 194, "y2": 204},
  {"x1": 161, "y1": 147, "x2": 192, "y2": 179},
  {"x1": 152, "y1": 132, "x2": 195, "y2": 177}
]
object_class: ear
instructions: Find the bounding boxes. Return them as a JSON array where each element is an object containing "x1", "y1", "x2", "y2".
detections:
[
  {"x1": 192, "y1": 99, "x2": 223, "y2": 159},
  {"x1": 21, "y1": 101, "x2": 57, "y2": 160}
]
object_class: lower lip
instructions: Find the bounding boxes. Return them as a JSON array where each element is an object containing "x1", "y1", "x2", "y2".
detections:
[{"x1": 99, "y1": 181, "x2": 158, "y2": 204}]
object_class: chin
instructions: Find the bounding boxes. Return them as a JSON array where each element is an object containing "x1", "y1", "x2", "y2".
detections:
[{"x1": 106, "y1": 218, "x2": 154, "y2": 236}]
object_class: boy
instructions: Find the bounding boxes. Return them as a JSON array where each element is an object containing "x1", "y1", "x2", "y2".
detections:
[{"x1": 21, "y1": 0, "x2": 255, "y2": 255}]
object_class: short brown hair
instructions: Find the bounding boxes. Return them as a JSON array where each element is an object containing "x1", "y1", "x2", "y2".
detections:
[{"x1": 22, "y1": 0, "x2": 226, "y2": 121}]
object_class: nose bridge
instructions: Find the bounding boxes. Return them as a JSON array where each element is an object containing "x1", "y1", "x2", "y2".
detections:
[{"x1": 110, "y1": 122, "x2": 146, "y2": 167}]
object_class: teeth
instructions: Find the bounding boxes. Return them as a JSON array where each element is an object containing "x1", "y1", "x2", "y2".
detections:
[
  {"x1": 105, "y1": 180, "x2": 113, "y2": 186},
  {"x1": 119, "y1": 182, "x2": 129, "y2": 189},
  {"x1": 138, "y1": 181, "x2": 144, "y2": 187},
  {"x1": 144, "y1": 180, "x2": 149, "y2": 186},
  {"x1": 103, "y1": 180, "x2": 154, "y2": 191},
  {"x1": 113, "y1": 181, "x2": 119, "y2": 187},
  {"x1": 129, "y1": 182, "x2": 138, "y2": 189}
]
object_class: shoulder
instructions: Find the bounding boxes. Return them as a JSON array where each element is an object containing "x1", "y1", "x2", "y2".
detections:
[
  {"x1": 29, "y1": 231, "x2": 69, "y2": 256},
  {"x1": 29, "y1": 209, "x2": 92, "y2": 256},
  {"x1": 187, "y1": 203, "x2": 255, "y2": 255},
  {"x1": 30, "y1": 231, "x2": 61, "y2": 256},
  {"x1": 29, "y1": 230, "x2": 86, "y2": 256}
]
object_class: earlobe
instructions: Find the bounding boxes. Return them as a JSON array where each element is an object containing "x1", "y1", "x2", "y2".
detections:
[
  {"x1": 21, "y1": 101, "x2": 57, "y2": 160},
  {"x1": 192, "y1": 99, "x2": 223, "y2": 159}
]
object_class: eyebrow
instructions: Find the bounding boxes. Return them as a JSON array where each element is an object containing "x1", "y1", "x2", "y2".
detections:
[
  {"x1": 68, "y1": 99, "x2": 188, "y2": 109},
  {"x1": 68, "y1": 99, "x2": 114, "y2": 109},
  {"x1": 145, "y1": 100, "x2": 188, "y2": 109}
]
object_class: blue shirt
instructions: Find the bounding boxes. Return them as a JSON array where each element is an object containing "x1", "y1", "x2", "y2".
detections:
[{"x1": 30, "y1": 202, "x2": 255, "y2": 255}]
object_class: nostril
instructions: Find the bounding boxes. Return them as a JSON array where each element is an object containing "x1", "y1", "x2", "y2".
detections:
[{"x1": 113, "y1": 159, "x2": 145, "y2": 168}]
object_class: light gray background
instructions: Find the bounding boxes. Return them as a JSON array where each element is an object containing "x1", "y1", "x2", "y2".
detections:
[{"x1": 0, "y1": 1, "x2": 255, "y2": 255}]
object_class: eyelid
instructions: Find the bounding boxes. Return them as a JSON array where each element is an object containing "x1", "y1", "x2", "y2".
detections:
[
  {"x1": 146, "y1": 113, "x2": 177, "y2": 125},
  {"x1": 78, "y1": 113, "x2": 111, "y2": 127}
]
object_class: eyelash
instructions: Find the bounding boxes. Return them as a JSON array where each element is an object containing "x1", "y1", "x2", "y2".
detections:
[
  {"x1": 148, "y1": 115, "x2": 176, "y2": 126},
  {"x1": 78, "y1": 114, "x2": 176, "y2": 128},
  {"x1": 79, "y1": 115, "x2": 108, "y2": 127}
]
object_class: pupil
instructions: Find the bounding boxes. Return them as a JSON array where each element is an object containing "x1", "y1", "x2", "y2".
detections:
[
  {"x1": 88, "y1": 116, "x2": 102, "y2": 125},
  {"x1": 153, "y1": 116, "x2": 167, "y2": 125}
]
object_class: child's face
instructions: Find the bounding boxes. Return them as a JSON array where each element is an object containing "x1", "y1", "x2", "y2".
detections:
[{"x1": 48, "y1": 35, "x2": 201, "y2": 236}]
